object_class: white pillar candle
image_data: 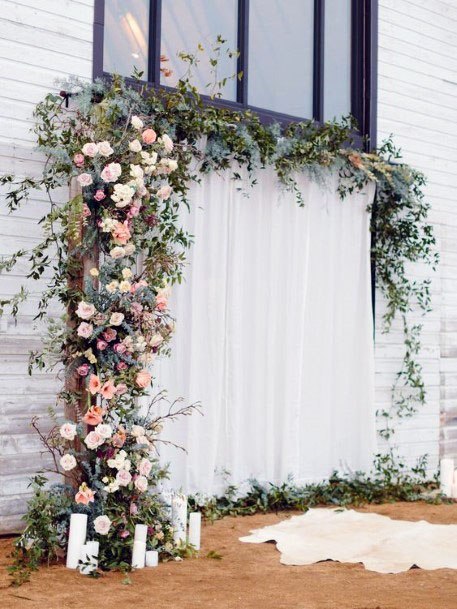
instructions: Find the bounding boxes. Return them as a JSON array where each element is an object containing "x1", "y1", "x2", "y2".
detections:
[
  {"x1": 131, "y1": 540, "x2": 146, "y2": 569},
  {"x1": 440, "y1": 458, "x2": 454, "y2": 496},
  {"x1": 79, "y1": 541, "x2": 99, "y2": 575},
  {"x1": 172, "y1": 493, "x2": 187, "y2": 545},
  {"x1": 145, "y1": 550, "x2": 159, "y2": 567},
  {"x1": 134, "y1": 524, "x2": 148, "y2": 543},
  {"x1": 66, "y1": 513, "x2": 88, "y2": 569},
  {"x1": 188, "y1": 512, "x2": 201, "y2": 550}
]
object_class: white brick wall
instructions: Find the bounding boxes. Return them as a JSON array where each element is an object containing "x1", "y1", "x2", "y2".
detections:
[
  {"x1": 376, "y1": 0, "x2": 457, "y2": 471},
  {"x1": 0, "y1": 0, "x2": 94, "y2": 532}
]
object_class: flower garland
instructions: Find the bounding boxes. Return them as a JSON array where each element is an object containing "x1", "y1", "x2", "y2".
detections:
[{"x1": 0, "y1": 73, "x2": 436, "y2": 579}]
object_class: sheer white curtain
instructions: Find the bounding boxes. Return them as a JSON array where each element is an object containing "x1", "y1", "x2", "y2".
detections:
[{"x1": 155, "y1": 168, "x2": 376, "y2": 495}]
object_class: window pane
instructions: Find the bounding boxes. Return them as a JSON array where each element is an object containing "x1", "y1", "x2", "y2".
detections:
[
  {"x1": 103, "y1": 0, "x2": 149, "y2": 78},
  {"x1": 248, "y1": 0, "x2": 314, "y2": 118},
  {"x1": 161, "y1": 0, "x2": 238, "y2": 101},
  {"x1": 324, "y1": 0, "x2": 351, "y2": 121}
]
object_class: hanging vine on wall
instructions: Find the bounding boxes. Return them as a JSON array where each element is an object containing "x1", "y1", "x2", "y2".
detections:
[{"x1": 0, "y1": 46, "x2": 437, "y2": 582}]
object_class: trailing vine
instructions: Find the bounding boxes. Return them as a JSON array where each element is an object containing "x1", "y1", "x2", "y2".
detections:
[{"x1": 0, "y1": 49, "x2": 436, "y2": 581}]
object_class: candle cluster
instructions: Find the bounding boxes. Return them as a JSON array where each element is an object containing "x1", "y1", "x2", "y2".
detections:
[{"x1": 66, "y1": 498, "x2": 201, "y2": 574}]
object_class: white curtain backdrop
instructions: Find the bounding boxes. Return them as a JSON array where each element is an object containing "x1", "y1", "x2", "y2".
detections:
[{"x1": 154, "y1": 168, "x2": 376, "y2": 495}]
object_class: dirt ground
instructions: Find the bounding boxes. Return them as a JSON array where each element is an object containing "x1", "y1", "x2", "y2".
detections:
[{"x1": 1, "y1": 502, "x2": 457, "y2": 609}]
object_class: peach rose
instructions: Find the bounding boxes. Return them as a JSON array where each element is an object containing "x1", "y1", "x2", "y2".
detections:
[
  {"x1": 157, "y1": 184, "x2": 172, "y2": 200},
  {"x1": 138, "y1": 458, "x2": 152, "y2": 477},
  {"x1": 136, "y1": 370, "x2": 152, "y2": 389},
  {"x1": 134, "y1": 475, "x2": 148, "y2": 492},
  {"x1": 88, "y1": 374, "x2": 101, "y2": 395},
  {"x1": 116, "y1": 468, "x2": 132, "y2": 487},
  {"x1": 82, "y1": 405, "x2": 104, "y2": 426},
  {"x1": 112, "y1": 428, "x2": 126, "y2": 448},
  {"x1": 73, "y1": 153, "x2": 84, "y2": 167},
  {"x1": 60, "y1": 422, "x2": 77, "y2": 441},
  {"x1": 112, "y1": 221, "x2": 131, "y2": 245},
  {"x1": 142, "y1": 128, "x2": 157, "y2": 144},
  {"x1": 100, "y1": 380, "x2": 116, "y2": 400},
  {"x1": 75, "y1": 482, "x2": 95, "y2": 505}
]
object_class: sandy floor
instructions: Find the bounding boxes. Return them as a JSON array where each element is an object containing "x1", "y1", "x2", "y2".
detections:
[{"x1": 1, "y1": 502, "x2": 457, "y2": 609}]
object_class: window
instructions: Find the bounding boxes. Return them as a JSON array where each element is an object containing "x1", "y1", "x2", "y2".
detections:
[{"x1": 94, "y1": 0, "x2": 378, "y2": 145}]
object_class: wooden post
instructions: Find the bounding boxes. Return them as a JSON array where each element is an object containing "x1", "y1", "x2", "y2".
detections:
[{"x1": 64, "y1": 179, "x2": 99, "y2": 480}]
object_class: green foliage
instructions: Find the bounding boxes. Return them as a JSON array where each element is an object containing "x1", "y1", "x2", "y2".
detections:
[{"x1": 189, "y1": 460, "x2": 439, "y2": 523}]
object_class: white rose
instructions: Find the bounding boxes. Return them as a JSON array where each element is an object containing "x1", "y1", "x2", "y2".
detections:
[
  {"x1": 131, "y1": 116, "x2": 144, "y2": 130},
  {"x1": 76, "y1": 301, "x2": 96, "y2": 320},
  {"x1": 129, "y1": 139, "x2": 142, "y2": 153},
  {"x1": 109, "y1": 312, "x2": 124, "y2": 326},
  {"x1": 106, "y1": 280, "x2": 119, "y2": 294},
  {"x1": 134, "y1": 475, "x2": 148, "y2": 493},
  {"x1": 94, "y1": 515, "x2": 112, "y2": 535},
  {"x1": 161, "y1": 134, "x2": 174, "y2": 153},
  {"x1": 82, "y1": 142, "x2": 98, "y2": 157},
  {"x1": 110, "y1": 246, "x2": 126, "y2": 259},
  {"x1": 149, "y1": 334, "x2": 163, "y2": 348},
  {"x1": 167, "y1": 159, "x2": 178, "y2": 172},
  {"x1": 60, "y1": 454, "x2": 77, "y2": 471},
  {"x1": 130, "y1": 164, "x2": 144, "y2": 180},
  {"x1": 95, "y1": 424, "x2": 112, "y2": 439},
  {"x1": 77, "y1": 173, "x2": 93, "y2": 187},
  {"x1": 119, "y1": 280, "x2": 131, "y2": 293},
  {"x1": 104, "y1": 480, "x2": 120, "y2": 493},
  {"x1": 60, "y1": 422, "x2": 77, "y2": 441},
  {"x1": 111, "y1": 183, "x2": 134, "y2": 208},
  {"x1": 97, "y1": 141, "x2": 114, "y2": 157},
  {"x1": 131, "y1": 424, "x2": 145, "y2": 437},
  {"x1": 124, "y1": 243, "x2": 136, "y2": 255},
  {"x1": 84, "y1": 430, "x2": 104, "y2": 450}
]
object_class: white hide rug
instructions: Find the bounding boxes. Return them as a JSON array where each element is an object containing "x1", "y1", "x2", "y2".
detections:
[{"x1": 239, "y1": 508, "x2": 457, "y2": 574}]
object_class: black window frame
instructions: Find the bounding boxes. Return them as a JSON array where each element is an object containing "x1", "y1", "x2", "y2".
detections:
[{"x1": 93, "y1": 0, "x2": 378, "y2": 149}]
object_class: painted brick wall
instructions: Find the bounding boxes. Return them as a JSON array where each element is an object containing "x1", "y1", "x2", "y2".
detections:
[
  {"x1": 376, "y1": 0, "x2": 457, "y2": 470},
  {"x1": 0, "y1": 0, "x2": 94, "y2": 532}
]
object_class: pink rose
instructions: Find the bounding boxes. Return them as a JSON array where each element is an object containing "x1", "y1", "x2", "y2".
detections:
[
  {"x1": 136, "y1": 370, "x2": 152, "y2": 389},
  {"x1": 77, "y1": 322, "x2": 93, "y2": 338},
  {"x1": 97, "y1": 339, "x2": 108, "y2": 351},
  {"x1": 155, "y1": 295, "x2": 168, "y2": 311},
  {"x1": 113, "y1": 343, "x2": 126, "y2": 354},
  {"x1": 100, "y1": 162, "x2": 122, "y2": 183},
  {"x1": 82, "y1": 203, "x2": 91, "y2": 217},
  {"x1": 94, "y1": 515, "x2": 112, "y2": 535},
  {"x1": 73, "y1": 153, "x2": 84, "y2": 167},
  {"x1": 130, "y1": 302, "x2": 143, "y2": 316},
  {"x1": 157, "y1": 184, "x2": 172, "y2": 200},
  {"x1": 77, "y1": 173, "x2": 93, "y2": 187},
  {"x1": 116, "y1": 469, "x2": 132, "y2": 487},
  {"x1": 138, "y1": 458, "x2": 152, "y2": 477},
  {"x1": 103, "y1": 328, "x2": 117, "y2": 342},
  {"x1": 134, "y1": 475, "x2": 148, "y2": 493},
  {"x1": 119, "y1": 529, "x2": 130, "y2": 538},
  {"x1": 117, "y1": 362, "x2": 128, "y2": 371},
  {"x1": 82, "y1": 142, "x2": 98, "y2": 157},
  {"x1": 112, "y1": 221, "x2": 131, "y2": 245},
  {"x1": 115, "y1": 383, "x2": 128, "y2": 395},
  {"x1": 142, "y1": 128, "x2": 157, "y2": 144},
  {"x1": 84, "y1": 430, "x2": 104, "y2": 450},
  {"x1": 94, "y1": 189, "x2": 106, "y2": 202},
  {"x1": 77, "y1": 363, "x2": 90, "y2": 377},
  {"x1": 130, "y1": 502, "x2": 138, "y2": 515}
]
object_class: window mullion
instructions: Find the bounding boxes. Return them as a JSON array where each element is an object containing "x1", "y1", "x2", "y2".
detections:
[
  {"x1": 237, "y1": 0, "x2": 249, "y2": 106},
  {"x1": 313, "y1": 0, "x2": 325, "y2": 122},
  {"x1": 149, "y1": 0, "x2": 162, "y2": 84}
]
